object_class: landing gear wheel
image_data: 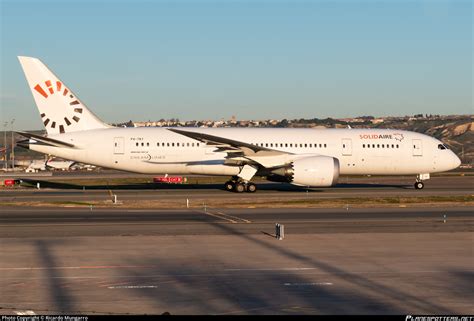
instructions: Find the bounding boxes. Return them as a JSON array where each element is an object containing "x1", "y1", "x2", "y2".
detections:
[
  {"x1": 224, "y1": 181, "x2": 234, "y2": 192},
  {"x1": 414, "y1": 181, "x2": 424, "y2": 190},
  {"x1": 246, "y1": 183, "x2": 257, "y2": 193},
  {"x1": 234, "y1": 183, "x2": 245, "y2": 193}
]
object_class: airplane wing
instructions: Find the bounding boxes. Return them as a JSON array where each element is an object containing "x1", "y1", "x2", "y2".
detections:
[
  {"x1": 16, "y1": 131, "x2": 76, "y2": 149},
  {"x1": 168, "y1": 128, "x2": 288, "y2": 156},
  {"x1": 168, "y1": 128, "x2": 295, "y2": 169}
]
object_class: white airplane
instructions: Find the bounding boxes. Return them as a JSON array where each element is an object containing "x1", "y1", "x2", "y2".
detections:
[
  {"x1": 70, "y1": 163, "x2": 97, "y2": 171},
  {"x1": 45, "y1": 158, "x2": 75, "y2": 171},
  {"x1": 25, "y1": 159, "x2": 46, "y2": 173},
  {"x1": 16, "y1": 56, "x2": 461, "y2": 192}
]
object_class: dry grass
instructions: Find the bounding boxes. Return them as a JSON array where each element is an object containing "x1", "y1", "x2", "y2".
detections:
[{"x1": 2, "y1": 195, "x2": 473, "y2": 209}]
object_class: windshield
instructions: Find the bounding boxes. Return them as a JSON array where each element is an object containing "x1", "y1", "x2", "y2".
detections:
[{"x1": 438, "y1": 144, "x2": 449, "y2": 150}]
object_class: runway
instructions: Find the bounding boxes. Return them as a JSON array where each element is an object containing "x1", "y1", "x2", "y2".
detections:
[
  {"x1": 0, "y1": 205, "x2": 473, "y2": 315},
  {"x1": 0, "y1": 206, "x2": 472, "y2": 237}
]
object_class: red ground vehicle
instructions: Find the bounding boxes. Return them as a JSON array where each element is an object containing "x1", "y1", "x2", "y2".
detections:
[
  {"x1": 153, "y1": 176, "x2": 186, "y2": 184},
  {"x1": 3, "y1": 179, "x2": 19, "y2": 187}
]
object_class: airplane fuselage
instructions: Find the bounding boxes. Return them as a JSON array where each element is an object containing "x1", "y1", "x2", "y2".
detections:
[{"x1": 26, "y1": 127, "x2": 460, "y2": 177}]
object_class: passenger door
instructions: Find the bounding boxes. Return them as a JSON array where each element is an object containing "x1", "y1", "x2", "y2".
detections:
[
  {"x1": 412, "y1": 139, "x2": 422, "y2": 156},
  {"x1": 114, "y1": 137, "x2": 125, "y2": 154},
  {"x1": 342, "y1": 138, "x2": 352, "y2": 156}
]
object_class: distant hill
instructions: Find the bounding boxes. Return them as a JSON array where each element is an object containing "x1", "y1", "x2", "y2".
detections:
[{"x1": 371, "y1": 118, "x2": 473, "y2": 165}]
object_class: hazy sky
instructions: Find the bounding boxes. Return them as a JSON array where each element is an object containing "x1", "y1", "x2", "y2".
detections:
[{"x1": 1, "y1": 0, "x2": 472, "y2": 130}]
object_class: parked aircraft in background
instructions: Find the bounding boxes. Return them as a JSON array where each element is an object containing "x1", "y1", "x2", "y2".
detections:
[
  {"x1": 45, "y1": 158, "x2": 75, "y2": 171},
  {"x1": 16, "y1": 56, "x2": 460, "y2": 192},
  {"x1": 70, "y1": 163, "x2": 97, "y2": 171},
  {"x1": 25, "y1": 159, "x2": 46, "y2": 173}
]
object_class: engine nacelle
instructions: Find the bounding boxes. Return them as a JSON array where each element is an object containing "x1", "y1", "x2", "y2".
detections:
[{"x1": 271, "y1": 156, "x2": 339, "y2": 187}]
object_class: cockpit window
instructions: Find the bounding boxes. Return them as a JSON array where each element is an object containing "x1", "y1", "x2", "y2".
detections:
[{"x1": 438, "y1": 144, "x2": 447, "y2": 150}]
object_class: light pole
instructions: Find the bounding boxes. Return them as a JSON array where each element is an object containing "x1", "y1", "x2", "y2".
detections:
[
  {"x1": 3, "y1": 122, "x2": 8, "y2": 170},
  {"x1": 10, "y1": 119, "x2": 15, "y2": 169}
]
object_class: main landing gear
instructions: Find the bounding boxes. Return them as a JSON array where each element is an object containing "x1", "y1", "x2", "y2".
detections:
[{"x1": 224, "y1": 177, "x2": 257, "y2": 193}]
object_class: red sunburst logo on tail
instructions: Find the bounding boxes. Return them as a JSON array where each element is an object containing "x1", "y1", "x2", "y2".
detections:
[
  {"x1": 34, "y1": 80, "x2": 70, "y2": 98},
  {"x1": 33, "y1": 80, "x2": 83, "y2": 133}
]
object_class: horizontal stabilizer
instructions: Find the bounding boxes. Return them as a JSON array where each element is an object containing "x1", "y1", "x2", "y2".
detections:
[{"x1": 16, "y1": 131, "x2": 76, "y2": 149}]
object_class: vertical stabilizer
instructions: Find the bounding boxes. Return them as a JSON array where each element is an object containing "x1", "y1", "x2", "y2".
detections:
[{"x1": 18, "y1": 56, "x2": 110, "y2": 135}]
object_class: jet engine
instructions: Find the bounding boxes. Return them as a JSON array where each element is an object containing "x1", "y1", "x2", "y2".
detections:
[{"x1": 267, "y1": 156, "x2": 340, "y2": 187}]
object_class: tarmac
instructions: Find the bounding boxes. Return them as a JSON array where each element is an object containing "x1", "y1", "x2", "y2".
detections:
[
  {"x1": 0, "y1": 173, "x2": 472, "y2": 315},
  {"x1": 0, "y1": 175, "x2": 472, "y2": 204}
]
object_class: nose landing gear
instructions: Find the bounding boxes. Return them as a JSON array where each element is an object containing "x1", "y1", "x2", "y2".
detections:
[
  {"x1": 414, "y1": 173, "x2": 430, "y2": 190},
  {"x1": 414, "y1": 181, "x2": 424, "y2": 190}
]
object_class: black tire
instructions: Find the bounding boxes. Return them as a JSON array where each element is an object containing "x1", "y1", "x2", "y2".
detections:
[
  {"x1": 246, "y1": 183, "x2": 257, "y2": 193},
  {"x1": 224, "y1": 181, "x2": 234, "y2": 192},
  {"x1": 414, "y1": 181, "x2": 424, "y2": 190},
  {"x1": 234, "y1": 183, "x2": 245, "y2": 193}
]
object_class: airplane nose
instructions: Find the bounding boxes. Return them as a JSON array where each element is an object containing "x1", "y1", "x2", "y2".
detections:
[{"x1": 453, "y1": 153, "x2": 461, "y2": 169}]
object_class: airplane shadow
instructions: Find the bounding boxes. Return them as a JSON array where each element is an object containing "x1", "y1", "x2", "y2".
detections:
[{"x1": 19, "y1": 179, "x2": 412, "y2": 192}]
